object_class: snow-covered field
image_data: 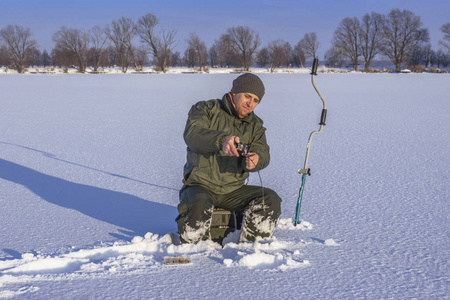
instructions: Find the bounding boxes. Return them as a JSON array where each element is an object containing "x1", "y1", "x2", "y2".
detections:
[{"x1": 0, "y1": 73, "x2": 448, "y2": 299}]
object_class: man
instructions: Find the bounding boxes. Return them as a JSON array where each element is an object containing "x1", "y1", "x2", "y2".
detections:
[{"x1": 177, "y1": 73, "x2": 282, "y2": 244}]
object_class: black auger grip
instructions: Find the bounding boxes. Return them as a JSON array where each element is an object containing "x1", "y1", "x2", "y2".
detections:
[
  {"x1": 311, "y1": 58, "x2": 319, "y2": 75},
  {"x1": 320, "y1": 109, "x2": 327, "y2": 125}
]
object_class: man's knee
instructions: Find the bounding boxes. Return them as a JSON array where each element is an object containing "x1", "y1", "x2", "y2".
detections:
[
  {"x1": 262, "y1": 188, "x2": 282, "y2": 216},
  {"x1": 177, "y1": 186, "x2": 215, "y2": 243},
  {"x1": 178, "y1": 187, "x2": 214, "y2": 217},
  {"x1": 240, "y1": 188, "x2": 282, "y2": 242}
]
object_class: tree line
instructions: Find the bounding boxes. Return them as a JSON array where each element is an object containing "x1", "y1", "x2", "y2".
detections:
[{"x1": 1, "y1": 9, "x2": 449, "y2": 74}]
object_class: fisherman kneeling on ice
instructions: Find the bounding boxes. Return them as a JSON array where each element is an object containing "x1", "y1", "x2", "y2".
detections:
[{"x1": 176, "y1": 73, "x2": 282, "y2": 244}]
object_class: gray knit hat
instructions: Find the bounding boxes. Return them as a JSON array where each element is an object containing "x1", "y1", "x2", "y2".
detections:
[{"x1": 231, "y1": 73, "x2": 265, "y2": 101}]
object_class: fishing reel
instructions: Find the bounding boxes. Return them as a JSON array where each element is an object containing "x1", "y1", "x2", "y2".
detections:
[{"x1": 234, "y1": 142, "x2": 249, "y2": 157}]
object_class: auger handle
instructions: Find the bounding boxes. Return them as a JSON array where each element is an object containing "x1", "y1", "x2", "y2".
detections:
[
  {"x1": 311, "y1": 58, "x2": 318, "y2": 76},
  {"x1": 320, "y1": 109, "x2": 327, "y2": 125}
]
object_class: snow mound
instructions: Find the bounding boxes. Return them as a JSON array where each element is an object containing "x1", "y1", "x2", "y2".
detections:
[
  {"x1": 223, "y1": 250, "x2": 309, "y2": 270},
  {"x1": 0, "y1": 232, "x2": 173, "y2": 276},
  {"x1": 324, "y1": 239, "x2": 340, "y2": 246},
  {"x1": 276, "y1": 218, "x2": 313, "y2": 230},
  {"x1": 0, "y1": 221, "x2": 317, "y2": 281}
]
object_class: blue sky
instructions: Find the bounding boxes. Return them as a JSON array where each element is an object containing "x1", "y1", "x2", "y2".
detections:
[{"x1": 2, "y1": 0, "x2": 449, "y2": 59}]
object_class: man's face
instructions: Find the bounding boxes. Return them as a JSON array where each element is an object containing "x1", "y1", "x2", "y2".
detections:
[{"x1": 233, "y1": 92, "x2": 260, "y2": 117}]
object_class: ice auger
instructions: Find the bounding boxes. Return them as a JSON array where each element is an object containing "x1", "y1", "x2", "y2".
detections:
[{"x1": 295, "y1": 58, "x2": 327, "y2": 226}]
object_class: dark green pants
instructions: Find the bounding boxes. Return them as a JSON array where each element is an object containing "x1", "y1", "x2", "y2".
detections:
[{"x1": 177, "y1": 185, "x2": 282, "y2": 243}]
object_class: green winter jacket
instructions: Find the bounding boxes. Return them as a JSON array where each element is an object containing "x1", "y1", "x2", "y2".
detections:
[{"x1": 182, "y1": 93, "x2": 270, "y2": 194}]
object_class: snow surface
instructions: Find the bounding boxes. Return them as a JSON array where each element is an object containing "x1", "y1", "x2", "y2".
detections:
[{"x1": 0, "y1": 73, "x2": 449, "y2": 299}]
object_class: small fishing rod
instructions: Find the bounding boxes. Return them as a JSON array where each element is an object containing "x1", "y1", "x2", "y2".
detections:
[{"x1": 295, "y1": 58, "x2": 327, "y2": 226}]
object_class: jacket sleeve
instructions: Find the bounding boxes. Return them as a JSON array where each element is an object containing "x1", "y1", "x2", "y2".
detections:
[
  {"x1": 183, "y1": 101, "x2": 227, "y2": 153},
  {"x1": 246, "y1": 121, "x2": 270, "y2": 172}
]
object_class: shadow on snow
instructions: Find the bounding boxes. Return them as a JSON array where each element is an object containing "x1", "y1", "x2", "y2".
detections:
[
  {"x1": 0, "y1": 141, "x2": 179, "y2": 192},
  {"x1": 0, "y1": 158, "x2": 178, "y2": 238}
]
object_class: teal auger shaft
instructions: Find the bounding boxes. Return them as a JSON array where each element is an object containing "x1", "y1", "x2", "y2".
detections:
[
  {"x1": 295, "y1": 173, "x2": 307, "y2": 225},
  {"x1": 295, "y1": 58, "x2": 327, "y2": 226}
]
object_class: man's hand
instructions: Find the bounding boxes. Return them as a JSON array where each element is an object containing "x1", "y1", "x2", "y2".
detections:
[
  {"x1": 245, "y1": 153, "x2": 259, "y2": 170},
  {"x1": 222, "y1": 136, "x2": 240, "y2": 156},
  {"x1": 223, "y1": 136, "x2": 259, "y2": 169}
]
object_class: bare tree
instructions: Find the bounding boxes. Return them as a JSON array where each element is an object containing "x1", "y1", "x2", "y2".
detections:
[
  {"x1": 408, "y1": 43, "x2": 432, "y2": 69},
  {"x1": 186, "y1": 33, "x2": 208, "y2": 70},
  {"x1": 28, "y1": 47, "x2": 41, "y2": 67},
  {"x1": 208, "y1": 45, "x2": 218, "y2": 67},
  {"x1": 52, "y1": 26, "x2": 90, "y2": 73},
  {"x1": 0, "y1": 44, "x2": 8, "y2": 67},
  {"x1": 439, "y1": 23, "x2": 450, "y2": 52},
  {"x1": 183, "y1": 47, "x2": 196, "y2": 67},
  {"x1": 434, "y1": 49, "x2": 449, "y2": 68},
  {"x1": 256, "y1": 47, "x2": 270, "y2": 68},
  {"x1": 298, "y1": 32, "x2": 319, "y2": 59},
  {"x1": 359, "y1": 12, "x2": 384, "y2": 71},
  {"x1": 325, "y1": 44, "x2": 346, "y2": 68},
  {"x1": 170, "y1": 51, "x2": 181, "y2": 67},
  {"x1": 0, "y1": 25, "x2": 37, "y2": 73},
  {"x1": 225, "y1": 26, "x2": 260, "y2": 71},
  {"x1": 89, "y1": 26, "x2": 109, "y2": 72},
  {"x1": 210, "y1": 35, "x2": 235, "y2": 67},
  {"x1": 333, "y1": 17, "x2": 361, "y2": 70},
  {"x1": 284, "y1": 42, "x2": 294, "y2": 67},
  {"x1": 267, "y1": 40, "x2": 290, "y2": 72},
  {"x1": 422, "y1": 43, "x2": 433, "y2": 68},
  {"x1": 136, "y1": 13, "x2": 177, "y2": 73},
  {"x1": 105, "y1": 45, "x2": 117, "y2": 67},
  {"x1": 292, "y1": 41, "x2": 306, "y2": 67},
  {"x1": 51, "y1": 47, "x2": 75, "y2": 72},
  {"x1": 106, "y1": 17, "x2": 137, "y2": 73},
  {"x1": 380, "y1": 9, "x2": 429, "y2": 72},
  {"x1": 40, "y1": 49, "x2": 52, "y2": 67},
  {"x1": 134, "y1": 46, "x2": 149, "y2": 70}
]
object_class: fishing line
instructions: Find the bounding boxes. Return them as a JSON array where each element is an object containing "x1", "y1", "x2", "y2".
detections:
[{"x1": 247, "y1": 155, "x2": 265, "y2": 210}]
